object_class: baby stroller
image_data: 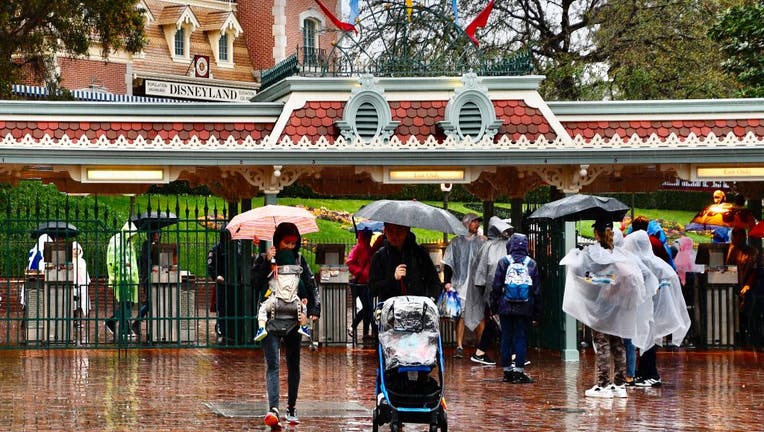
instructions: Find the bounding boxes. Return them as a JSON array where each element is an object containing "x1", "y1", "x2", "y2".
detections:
[{"x1": 373, "y1": 296, "x2": 447, "y2": 432}]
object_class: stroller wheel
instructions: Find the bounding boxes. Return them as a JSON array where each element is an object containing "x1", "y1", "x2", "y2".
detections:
[
  {"x1": 390, "y1": 423, "x2": 399, "y2": 432},
  {"x1": 438, "y1": 410, "x2": 448, "y2": 432}
]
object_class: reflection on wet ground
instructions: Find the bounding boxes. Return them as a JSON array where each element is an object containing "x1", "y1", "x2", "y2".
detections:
[{"x1": 0, "y1": 346, "x2": 762, "y2": 431}]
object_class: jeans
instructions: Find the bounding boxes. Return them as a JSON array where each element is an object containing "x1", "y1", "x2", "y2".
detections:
[
  {"x1": 499, "y1": 314, "x2": 529, "y2": 371},
  {"x1": 263, "y1": 328, "x2": 302, "y2": 410},
  {"x1": 624, "y1": 338, "x2": 636, "y2": 378}
]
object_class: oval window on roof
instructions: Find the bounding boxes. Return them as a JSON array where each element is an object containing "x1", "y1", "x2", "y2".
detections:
[
  {"x1": 457, "y1": 101, "x2": 483, "y2": 138},
  {"x1": 355, "y1": 101, "x2": 380, "y2": 139}
]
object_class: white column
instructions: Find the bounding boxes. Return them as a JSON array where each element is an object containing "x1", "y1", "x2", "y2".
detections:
[{"x1": 562, "y1": 220, "x2": 580, "y2": 361}]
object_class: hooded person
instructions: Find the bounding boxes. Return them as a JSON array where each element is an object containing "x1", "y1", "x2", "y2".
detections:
[
  {"x1": 105, "y1": 221, "x2": 140, "y2": 336},
  {"x1": 614, "y1": 229, "x2": 657, "y2": 385},
  {"x1": 463, "y1": 217, "x2": 513, "y2": 365},
  {"x1": 623, "y1": 230, "x2": 691, "y2": 388},
  {"x1": 561, "y1": 218, "x2": 649, "y2": 398},
  {"x1": 251, "y1": 222, "x2": 320, "y2": 427},
  {"x1": 623, "y1": 231, "x2": 691, "y2": 347},
  {"x1": 489, "y1": 233, "x2": 541, "y2": 383},
  {"x1": 442, "y1": 213, "x2": 486, "y2": 358},
  {"x1": 72, "y1": 241, "x2": 91, "y2": 318},
  {"x1": 346, "y1": 228, "x2": 375, "y2": 342},
  {"x1": 674, "y1": 236, "x2": 704, "y2": 286},
  {"x1": 560, "y1": 219, "x2": 649, "y2": 346}
]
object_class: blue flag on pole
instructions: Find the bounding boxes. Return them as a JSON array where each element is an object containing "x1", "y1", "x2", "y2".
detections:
[
  {"x1": 349, "y1": 0, "x2": 359, "y2": 23},
  {"x1": 452, "y1": 0, "x2": 459, "y2": 25}
]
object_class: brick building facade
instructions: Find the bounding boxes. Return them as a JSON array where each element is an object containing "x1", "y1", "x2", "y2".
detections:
[{"x1": 20, "y1": 0, "x2": 342, "y2": 101}]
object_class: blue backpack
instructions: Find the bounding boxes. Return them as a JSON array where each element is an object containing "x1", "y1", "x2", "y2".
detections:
[{"x1": 504, "y1": 256, "x2": 532, "y2": 303}]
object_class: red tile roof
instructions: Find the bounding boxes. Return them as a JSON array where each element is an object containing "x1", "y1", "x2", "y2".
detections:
[
  {"x1": 0, "y1": 121, "x2": 269, "y2": 143},
  {"x1": 494, "y1": 100, "x2": 556, "y2": 142},
  {"x1": 562, "y1": 119, "x2": 763, "y2": 140},
  {"x1": 281, "y1": 99, "x2": 559, "y2": 143}
]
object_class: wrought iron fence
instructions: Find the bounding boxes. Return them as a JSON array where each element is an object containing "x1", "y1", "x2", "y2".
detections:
[{"x1": 0, "y1": 194, "x2": 365, "y2": 350}]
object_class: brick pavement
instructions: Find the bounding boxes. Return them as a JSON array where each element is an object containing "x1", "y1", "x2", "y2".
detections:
[{"x1": 0, "y1": 346, "x2": 762, "y2": 431}]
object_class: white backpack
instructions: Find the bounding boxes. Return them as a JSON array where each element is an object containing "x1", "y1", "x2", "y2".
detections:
[{"x1": 503, "y1": 256, "x2": 532, "y2": 303}]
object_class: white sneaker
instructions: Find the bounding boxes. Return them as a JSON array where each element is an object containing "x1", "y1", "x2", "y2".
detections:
[
  {"x1": 610, "y1": 384, "x2": 628, "y2": 398},
  {"x1": 585, "y1": 385, "x2": 613, "y2": 398}
]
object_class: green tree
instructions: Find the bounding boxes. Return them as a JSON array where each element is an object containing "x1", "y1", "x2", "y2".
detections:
[
  {"x1": 0, "y1": 0, "x2": 147, "y2": 98},
  {"x1": 709, "y1": 2, "x2": 764, "y2": 98},
  {"x1": 463, "y1": 0, "x2": 743, "y2": 100},
  {"x1": 592, "y1": 0, "x2": 741, "y2": 100}
]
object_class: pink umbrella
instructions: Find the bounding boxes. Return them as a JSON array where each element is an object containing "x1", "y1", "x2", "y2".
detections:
[{"x1": 226, "y1": 205, "x2": 319, "y2": 240}]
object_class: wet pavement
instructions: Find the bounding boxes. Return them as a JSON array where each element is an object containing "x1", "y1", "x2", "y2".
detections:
[{"x1": 0, "y1": 344, "x2": 762, "y2": 431}]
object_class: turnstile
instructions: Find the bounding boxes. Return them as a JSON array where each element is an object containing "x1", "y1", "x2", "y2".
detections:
[
  {"x1": 149, "y1": 269, "x2": 196, "y2": 343},
  {"x1": 25, "y1": 266, "x2": 74, "y2": 343}
]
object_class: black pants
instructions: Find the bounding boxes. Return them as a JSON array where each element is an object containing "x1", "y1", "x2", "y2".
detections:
[
  {"x1": 351, "y1": 283, "x2": 373, "y2": 337},
  {"x1": 636, "y1": 346, "x2": 659, "y2": 380},
  {"x1": 476, "y1": 315, "x2": 499, "y2": 352}
]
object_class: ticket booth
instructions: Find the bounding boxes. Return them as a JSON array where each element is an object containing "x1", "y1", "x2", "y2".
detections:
[
  {"x1": 316, "y1": 244, "x2": 348, "y2": 345},
  {"x1": 148, "y1": 244, "x2": 195, "y2": 343},
  {"x1": 26, "y1": 240, "x2": 74, "y2": 343},
  {"x1": 697, "y1": 243, "x2": 738, "y2": 347}
]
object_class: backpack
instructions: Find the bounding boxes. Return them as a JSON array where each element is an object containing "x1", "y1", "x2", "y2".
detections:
[
  {"x1": 503, "y1": 256, "x2": 532, "y2": 303},
  {"x1": 267, "y1": 253, "x2": 304, "y2": 302},
  {"x1": 269, "y1": 264, "x2": 303, "y2": 301}
]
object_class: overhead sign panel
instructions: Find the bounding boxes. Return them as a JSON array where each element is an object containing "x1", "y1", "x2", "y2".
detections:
[{"x1": 145, "y1": 79, "x2": 256, "y2": 103}]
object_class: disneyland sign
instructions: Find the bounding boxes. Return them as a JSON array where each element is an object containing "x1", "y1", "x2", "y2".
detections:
[{"x1": 145, "y1": 79, "x2": 256, "y2": 102}]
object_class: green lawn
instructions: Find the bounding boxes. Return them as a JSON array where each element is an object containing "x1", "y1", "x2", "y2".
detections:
[{"x1": 98, "y1": 194, "x2": 711, "y2": 245}]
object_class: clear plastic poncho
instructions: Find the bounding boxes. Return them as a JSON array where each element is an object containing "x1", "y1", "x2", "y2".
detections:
[
  {"x1": 623, "y1": 230, "x2": 691, "y2": 347},
  {"x1": 378, "y1": 296, "x2": 440, "y2": 371},
  {"x1": 614, "y1": 230, "x2": 656, "y2": 351},
  {"x1": 463, "y1": 217, "x2": 511, "y2": 330},
  {"x1": 560, "y1": 237, "x2": 649, "y2": 347},
  {"x1": 442, "y1": 233, "x2": 484, "y2": 298}
]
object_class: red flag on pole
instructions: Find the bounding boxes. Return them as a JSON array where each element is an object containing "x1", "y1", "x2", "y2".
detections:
[
  {"x1": 464, "y1": 0, "x2": 495, "y2": 47},
  {"x1": 314, "y1": 0, "x2": 357, "y2": 33}
]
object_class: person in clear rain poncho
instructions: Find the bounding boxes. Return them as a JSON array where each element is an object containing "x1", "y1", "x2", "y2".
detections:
[
  {"x1": 442, "y1": 213, "x2": 486, "y2": 359},
  {"x1": 560, "y1": 219, "x2": 649, "y2": 399},
  {"x1": 465, "y1": 216, "x2": 514, "y2": 365},
  {"x1": 612, "y1": 229, "x2": 656, "y2": 385},
  {"x1": 623, "y1": 230, "x2": 691, "y2": 388}
]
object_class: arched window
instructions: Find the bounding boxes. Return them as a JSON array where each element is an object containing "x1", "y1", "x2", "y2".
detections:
[
  {"x1": 302, "y1": 19, "x2": 318, "y2": 66},
  {"x1": 218, "y1": 33, "x2": 228, "y2": 62},
  {"x1": 174, "y1": 27, "x2": 185, "y2": 57}
]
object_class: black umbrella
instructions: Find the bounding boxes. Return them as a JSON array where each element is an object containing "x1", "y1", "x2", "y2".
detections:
[
  {"x1": 527, "y1": 194, "x2": 629, "y2": 222},
  {"x1": 130, "y1": 211, "x2": 179, "y2": 232},
  {"x1": 354, "y1": 200, "x2": 468, "y2": 235},
  {"x1": 30, "y1": 221, "x2": 79, "y2": 239}
]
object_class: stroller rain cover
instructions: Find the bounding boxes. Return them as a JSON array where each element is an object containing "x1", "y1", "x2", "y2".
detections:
[{"x1": 378, "y1": 296, "x2": 440, "y2": 371}]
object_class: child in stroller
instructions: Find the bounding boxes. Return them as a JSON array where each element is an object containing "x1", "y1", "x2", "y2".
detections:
[{"x1": 373, "y1": 296, "x2": 448, "y2": 432}]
